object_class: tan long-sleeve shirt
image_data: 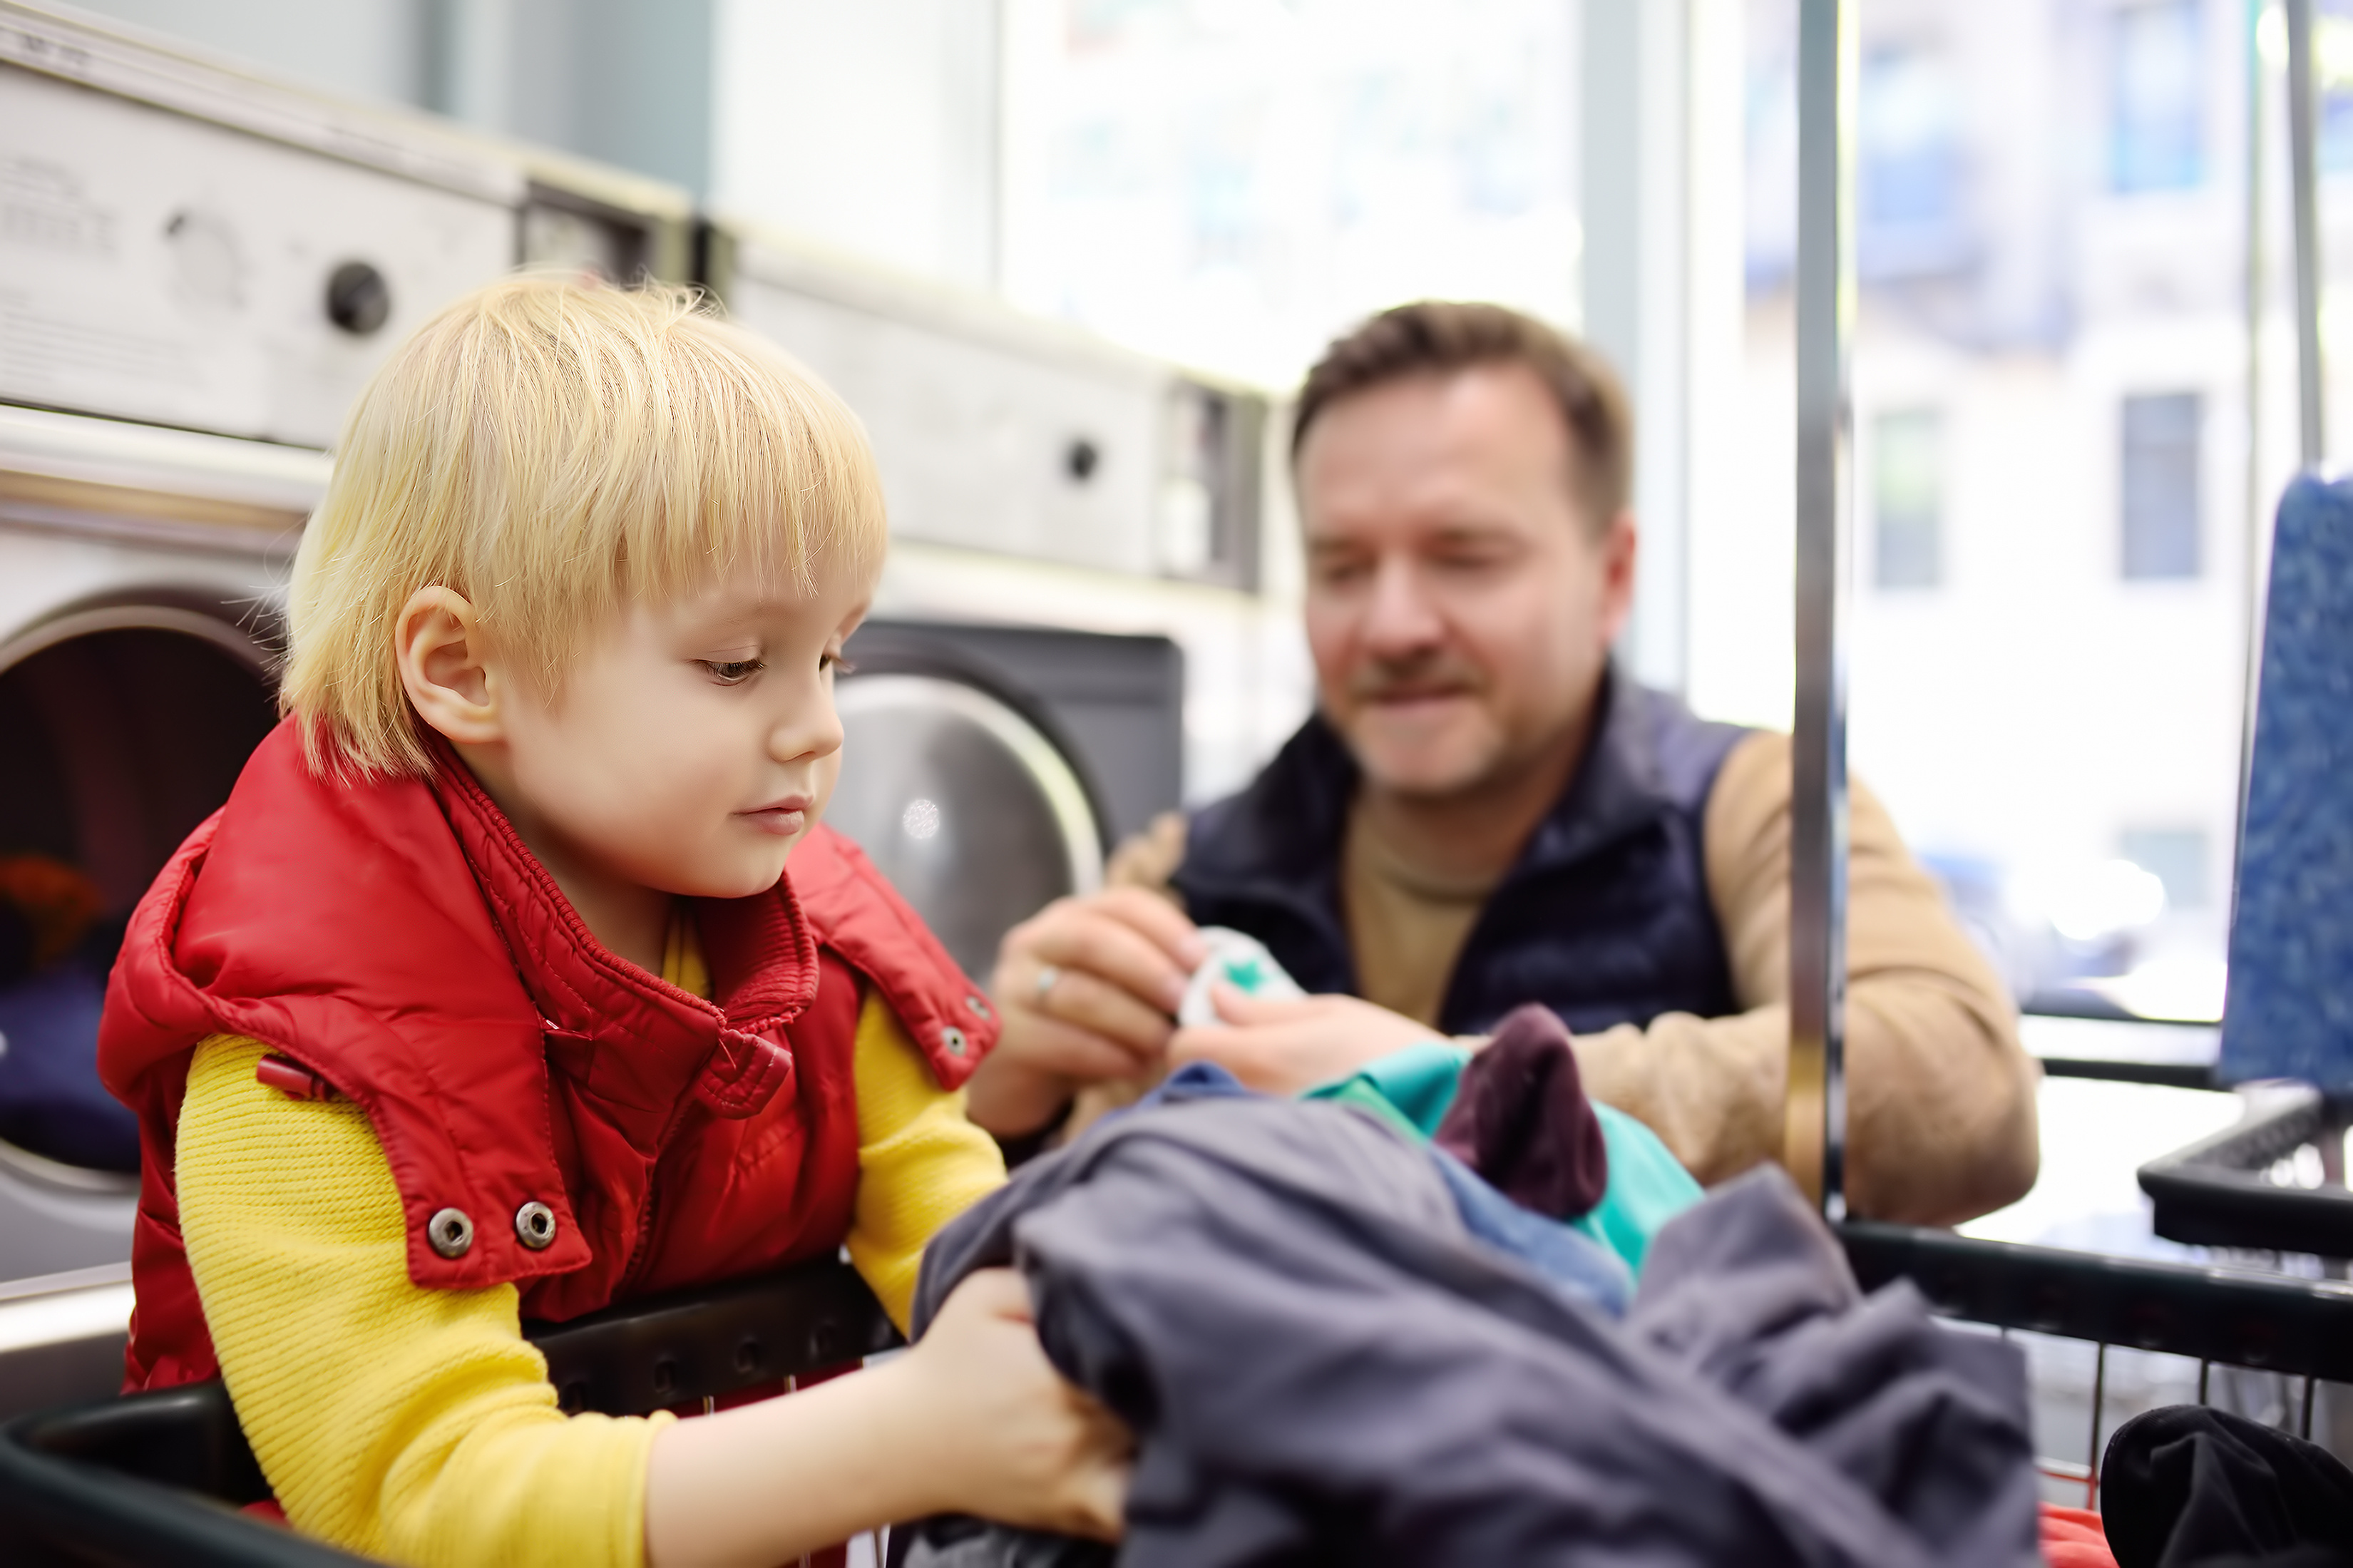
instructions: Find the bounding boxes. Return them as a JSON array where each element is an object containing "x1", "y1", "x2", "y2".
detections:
[{"x1": 1112, "y1": 729, "x2": 2039, "y2": 1227}]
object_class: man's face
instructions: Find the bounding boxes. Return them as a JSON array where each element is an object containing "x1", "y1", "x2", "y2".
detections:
[{"x1": 1296, "y1": 363, "x2": 1636, "y2": 800}]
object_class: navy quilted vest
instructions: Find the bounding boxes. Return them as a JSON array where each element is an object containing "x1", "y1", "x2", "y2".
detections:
[{"x1": 1172, "y1": 670, "x2": 1750, "y2": 1037}]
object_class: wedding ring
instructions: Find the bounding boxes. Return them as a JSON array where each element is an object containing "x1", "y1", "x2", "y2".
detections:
[{"x1": 1033, "y1": 963, "x2": 1062, "y2": 1005}]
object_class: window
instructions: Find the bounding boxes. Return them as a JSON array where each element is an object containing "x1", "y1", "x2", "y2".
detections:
[
  {"x1": 2325, "y1": 4, "x2": 2353, "y2": 173},
  {"x1": 998, "y1": 1, "x2": 1579, "y2": 388},
  {"x1": 2120, "y1": 826, "x2": 2210, "y2": 910},
  {"x1": 1872, "y1": 409, "x2": 1943, "y2": 589},
  {"x1": 2110, "y1": 0, "x2": 2205, "y2": 193},
  {"x1": 1860, "y1": 45, "x2": 1959, "y2": 228},
  {"x1": 2120, "y1": 391, "x2": 2202, "y2": 580}
]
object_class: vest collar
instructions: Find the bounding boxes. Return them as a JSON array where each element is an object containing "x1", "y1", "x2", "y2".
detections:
[{"x1": 426, "y1": 742, "x2": 820, "y2": 1122}]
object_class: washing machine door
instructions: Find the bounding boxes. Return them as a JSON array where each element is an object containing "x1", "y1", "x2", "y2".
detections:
[
  {"x1": 0, "y1": 600, "x2": 280, "y2": 1279},
  {"x1": 826, "y1": 674, "x2": 1104, "y2": 985}
]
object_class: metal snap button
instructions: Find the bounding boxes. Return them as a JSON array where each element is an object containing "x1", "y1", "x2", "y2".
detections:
[
  {"x1": 965, "y1": 994, "x2": 992, "y2": 1020},
  {"x1": 940, "y1": 1025, "x2": 969, "y2": 1057},
  {"x1": 426, "y1": 1207, "x2": 475, "y2": 1259},
  {"x1": 514, "y1": 1201, "x2": 558, "y2": 1251}
]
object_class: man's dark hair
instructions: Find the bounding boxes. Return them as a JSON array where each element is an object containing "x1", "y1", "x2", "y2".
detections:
[{"x1": 1291, "y1": 301, "x2": 1633, "y2": 533}]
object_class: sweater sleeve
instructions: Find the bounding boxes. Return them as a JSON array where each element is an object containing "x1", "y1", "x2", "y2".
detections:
[
  {"x1": 175, "y1": 1033, "x2": 669, "y2": 1568},
  {"x1": 844, "y1": 989, "x2": 1008, "y2": 1333},
  {"x1": 1569, "y1": 730, "x2": 2042, "y2": 1226}
]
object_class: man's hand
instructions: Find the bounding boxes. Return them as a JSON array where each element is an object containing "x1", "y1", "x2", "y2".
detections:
[
  {"x1": 1168, "y1": 986, "x2": 1440, "y2": 1096},
  {"x1": 966, "y1": 888, "x2": 1209, "y2": 1137}
]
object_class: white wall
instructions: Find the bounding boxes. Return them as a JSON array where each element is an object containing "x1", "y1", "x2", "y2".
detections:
[
  {"x1": 65, "y1": 0, "x2": 717, "y2": 196},
  {"x1": 64, "y1": 0, "x2": 429, "y2": 106},
  {"x1": 709, "y1": 0, "x2": 1000, "y2": 289}
]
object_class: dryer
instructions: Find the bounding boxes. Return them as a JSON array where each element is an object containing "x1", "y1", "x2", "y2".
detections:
[
  {"x1": 0, "y1": 404, "x2": 325, "y2": 1290},
  {"x1": 831, "y1": 620, "x2": 1185, "y2": 983}
]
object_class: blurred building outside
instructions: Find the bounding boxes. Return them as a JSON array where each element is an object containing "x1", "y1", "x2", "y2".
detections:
[{"x1": 1726, "y1": 0, "x2": 2340, "y2": 1020}]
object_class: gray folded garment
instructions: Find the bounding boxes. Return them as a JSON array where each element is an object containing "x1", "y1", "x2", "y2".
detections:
[{"x1": 903, "y1": 1090, "x2": 2037, "y2": 1568}]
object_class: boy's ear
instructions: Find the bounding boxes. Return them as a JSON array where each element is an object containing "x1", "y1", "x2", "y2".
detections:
[{"x1": 396, "y1": 587, "x2": 504, "y2": 746}]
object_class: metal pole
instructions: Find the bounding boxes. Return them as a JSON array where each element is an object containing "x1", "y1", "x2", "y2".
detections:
[
  {"x1": 2287, "y1": 0, "x2": 2326, "y2": 465},
  {"x1": 1789, "y1": 0, "x2": 1854, "y2": 1221},
  {"x1": 2236, "y1": 0, "x2": 2270, "y2": 889}
]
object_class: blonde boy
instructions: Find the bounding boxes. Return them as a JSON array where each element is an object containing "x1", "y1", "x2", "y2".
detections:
[{"x1": 98, "y1": 275, "x2": 1127, "y2": 1565}]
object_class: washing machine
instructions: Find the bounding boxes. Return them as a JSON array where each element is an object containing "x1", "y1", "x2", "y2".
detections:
[
  {"x1": 829, "y1": 620, "x2": 1185, "y2": 983},
  {"x1": 0, "y1": 404, "x2": 326, "y2": 1414},
  {"x1": 704, "y1": 217, "x2": 1315, "y2": 978}
]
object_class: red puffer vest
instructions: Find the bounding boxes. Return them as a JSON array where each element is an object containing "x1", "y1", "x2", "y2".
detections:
[{"x1": 99, "y1": 720, "x2": 996, "y2": 1390}]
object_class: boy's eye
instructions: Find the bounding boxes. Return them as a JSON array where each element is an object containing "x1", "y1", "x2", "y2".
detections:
[
  {"x1": 821, "y1": 653, "x2": 856, "y2": 677},
  {"x1": 701, "y1": 659, "x2": 765, "y2": 685}
]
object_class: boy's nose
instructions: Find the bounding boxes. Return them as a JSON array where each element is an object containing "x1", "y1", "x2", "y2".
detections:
[{"x1": 771, "y1": 687, "x2": 845, "y2": 764}]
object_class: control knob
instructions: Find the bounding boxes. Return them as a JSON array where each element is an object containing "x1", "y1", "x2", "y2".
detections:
[{"x1": 324, "y1": 261, "x2": 391, "y2": 336}]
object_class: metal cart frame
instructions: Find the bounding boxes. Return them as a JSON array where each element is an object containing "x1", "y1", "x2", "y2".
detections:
[
  {"x1": 0, "y1": 1256, "x2": 901, "y2": 1567},
  {"x1": 1788, "y1": 0, "x2": 2353, "y2": 1512}
]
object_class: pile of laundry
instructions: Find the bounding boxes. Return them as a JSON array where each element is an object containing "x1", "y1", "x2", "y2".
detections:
[{"x1": 902, "y1": 1004, "x2": 2044, "y2": 1567}]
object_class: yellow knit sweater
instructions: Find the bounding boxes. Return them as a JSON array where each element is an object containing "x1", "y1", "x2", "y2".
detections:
[{"x1": 175, "y1": 919, "x2": 1005, "y2": 1568}]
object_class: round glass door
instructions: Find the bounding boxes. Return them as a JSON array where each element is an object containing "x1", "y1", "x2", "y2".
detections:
[
  {"x1": 0, "y1": 607, "x2": 277, "y2": 1184},
  {"x1": 826, "y1": 674, "x2": 1103, "y2": 983}
]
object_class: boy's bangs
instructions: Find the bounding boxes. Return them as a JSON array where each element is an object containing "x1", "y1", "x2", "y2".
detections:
[
  {"x1": 282, "y1": 275, "x2": 888, "y2": 779},
  {"x1": 494, "y1": 322, "x2": 888, "y2": 689}
]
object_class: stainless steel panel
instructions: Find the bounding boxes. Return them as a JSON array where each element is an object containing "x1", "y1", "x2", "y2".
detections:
[
  {"x1": 0, "y1": 63, "x2": 516, "y2": 446},
  {"x1": 721, "y1": 234, "x2": 1265, "y2": 589},
  {"x1": 0, "y1": 1261, "x2": 133, "y2": 1419},
  {"x1": 728, "y1": 267, "x2": 1164, "y2": 576}
]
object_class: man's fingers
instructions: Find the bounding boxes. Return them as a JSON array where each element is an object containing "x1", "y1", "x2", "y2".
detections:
[
  {"x1": 1091, "y1": 886, "x2": 1209, "y2": 970},
  {"x1": 1166, "y1": 1023, "x2": 1286, "y2": 1090},
  {"x1": 1028, "y1": 907, "x2": 1194, "y2": 1015},
  {"x1": 1017, "y1": 1008, "x2": 1164, "y2": 1081},
  {"x1": 1037, "y1": 967, "x2": 1175, "y2": 1062},
  {"x1": 1208, "y1": 981, "x2": 1325, "y2": 1027}
]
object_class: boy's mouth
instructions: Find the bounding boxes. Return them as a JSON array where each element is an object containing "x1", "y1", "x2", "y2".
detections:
[{"x1": 737, "y1": 796, "x2": 812, "y2": 836}]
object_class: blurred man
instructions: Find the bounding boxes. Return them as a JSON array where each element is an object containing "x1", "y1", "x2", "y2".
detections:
[{"x1": 967, "y1": 302, "x2": 2037, "y2": 1225}]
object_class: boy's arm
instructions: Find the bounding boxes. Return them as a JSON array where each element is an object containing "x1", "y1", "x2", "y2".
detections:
[
  {"x1": 181, "y1": 1032, "x2": 1122, "y2": 1568},
  {"x1": 843, "y1": 987, "x2": 1009, "y2": 1331},
  {"x1": 177, "y1": 1034, "x2": 665, "y2": 1568}
]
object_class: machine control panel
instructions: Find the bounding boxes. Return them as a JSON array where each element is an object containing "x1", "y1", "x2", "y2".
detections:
[
  {"x1": 723, "y1": 235, "x2": 1266, "y2": 591},
  {"x1": 0, "y1": 64, "x2": 515, "y2": 449}
]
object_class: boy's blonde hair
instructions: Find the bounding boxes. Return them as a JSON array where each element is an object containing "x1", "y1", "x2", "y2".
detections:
[{"x1": 281, "y1": 273, "x2": 888, "y2": 777}]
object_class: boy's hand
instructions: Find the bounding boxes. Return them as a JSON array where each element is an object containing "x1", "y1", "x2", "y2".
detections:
[{"x1": 898, "y1": 1269, "x2": 1131, "y2": 1540}]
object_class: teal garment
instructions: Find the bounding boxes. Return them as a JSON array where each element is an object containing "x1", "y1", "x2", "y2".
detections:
[
  {"x1": 1302, "y1": 1041, "x2": 1702, "y2": 1276},
  {"x1": 1303, "y1": 1039, "x2": 1469, "y2": 1137}
]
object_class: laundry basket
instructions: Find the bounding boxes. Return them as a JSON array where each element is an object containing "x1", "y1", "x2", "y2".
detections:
[
  {"x1": 0, "y1": 1254, "x2": 899, "y2": 1567},
  {"x1": 1840, "y1": 1056, "x2": 2353, "y2": 1508}
]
